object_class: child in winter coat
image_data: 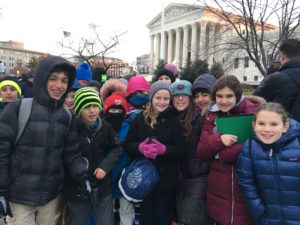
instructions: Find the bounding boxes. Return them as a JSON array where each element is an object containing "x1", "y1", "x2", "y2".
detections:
[
  {"x1": 124, "y1": 81, "x2": 186, "y2": 225},
  {"x1": 0, "y1": 75, "x2": 22, "y2": 113},
  {"x1": 237, "y1": 102, "x2": 300, "y2": 225},
  {"x1": 0, "y1": 55, "x2": 89, "y2": 225},
  {"x1": 111, "y1": 75, "x2": 150, "y2": 225},
  {"x1": 197, "y1": 75, "x2": 259, "y2": 225},
  {"x1": 66, "y1": 87, "x2": 123, "y2": 225},
  {"x1": 172, "y1": 78, "x2": 214, "y2": 225}
]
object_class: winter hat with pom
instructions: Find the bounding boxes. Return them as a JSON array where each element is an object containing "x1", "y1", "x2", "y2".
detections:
[
  {"x1": 76, "y1": 62, "x2": 92, "y2": 82},
  {"x1": 103, "y1": 91, "x2": 128, "y2": 113},
  {"x1": 74, "y1": 87, "x2": 102, "y2": 116},
  {"x1": 164, "y1": 63, "x2": 180, "y2": 78}
]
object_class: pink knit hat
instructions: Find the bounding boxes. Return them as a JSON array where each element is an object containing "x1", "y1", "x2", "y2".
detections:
[
  {"x1": 125, "y1": 75, "x2": 150, "y2": 98},
  {"x1": 164, "y1": 63, "x2": 181, "y2": 78}
]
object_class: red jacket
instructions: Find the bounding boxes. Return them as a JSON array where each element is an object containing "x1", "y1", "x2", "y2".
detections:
[{"x1": 197, "y1": 98, "x2": 258, "y2": 225}]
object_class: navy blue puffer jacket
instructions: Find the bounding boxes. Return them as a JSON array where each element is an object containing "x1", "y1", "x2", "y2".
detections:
[{"x1": 237, "y1": 119, "x2": 300, "y2": 225}]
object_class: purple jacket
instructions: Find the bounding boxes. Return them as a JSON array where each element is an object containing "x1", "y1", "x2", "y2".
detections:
[{"x1": 197, "y1": 98, "x2": 258, "y2": 225}]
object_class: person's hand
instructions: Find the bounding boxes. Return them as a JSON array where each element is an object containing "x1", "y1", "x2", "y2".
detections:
[
  {"x1": 138, "y1": 138, "x2": 151, "y2": 154},
  {"x1": 151, "y1": 139, "x2": 166, "y2": 155},
  {"x1": 221, "y1": 134, "x2": 238, "y2": 146},
  {"x1": 143, "y1": 148, "x2": 157, "y2": 159},
  {"x1": 94, "y1": 168, "x2": 106, "y2": 179},
  {"x1": 142, "y1": 139, "x2": 167, "y2": 159},
  {"x1": 77, "y1": 177, "x2": 92, "y2": 200},
  {"x1": 0, "y1": 194, "x2": 13, "y2": 221}
]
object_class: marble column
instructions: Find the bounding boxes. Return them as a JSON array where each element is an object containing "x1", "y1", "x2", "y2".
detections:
[
  {"x1": 175, "y1": 28, "x2": 181, "y2": 66},
  {"x1": 150, "y1": 35, "x2": 155, "y2": 67},
  {"x1": 155, "y1": 33, "x2": 160, "y2": 65},
  {"x1": 182, "y1": 25, "x2": 189, "y2": 67},
  {"x1": 167, "y1": 30, "x2": 174, "y2": 63},
  {"x1": 199, "y1": 21, "x2": 207, "y2": 60},
  {"x1": 191, "y1": 23, "x2": 198, "y2": 62},
  {"x1": 207, "y1": 23, "x2": 215, "y2": 64},
  {"x1": 164, "y1": 31, "x2": 168, "y2": 62}
]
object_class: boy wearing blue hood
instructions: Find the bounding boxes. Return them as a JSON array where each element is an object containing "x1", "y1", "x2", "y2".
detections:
[{"x1": 0, "y1": 55, "x2": 90, "y2": 225}]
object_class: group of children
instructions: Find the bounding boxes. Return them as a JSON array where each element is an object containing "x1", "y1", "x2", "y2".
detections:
[{"x1": 0, "y1": 55, "x2": 300, "y2": 225}]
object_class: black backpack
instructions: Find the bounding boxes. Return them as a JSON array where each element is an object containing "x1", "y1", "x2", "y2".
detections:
[{"x1": 283, "y1": 69, "x2": 300, "y2": 122}]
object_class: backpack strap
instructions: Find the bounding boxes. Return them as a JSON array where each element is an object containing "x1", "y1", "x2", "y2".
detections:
[
  {"x1": 15, "y1": 100, "x2": 72, "y2": 146},
  {"x1": 15, "y1": 98, "x2": 33, "y2": 145},
  {"x1": 283, "y1": 69, "x2": 300, "y2": 88}
]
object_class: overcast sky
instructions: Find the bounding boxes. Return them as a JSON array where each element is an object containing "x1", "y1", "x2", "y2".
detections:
[{"x1": 1, "y1": 0, "x2": 198, "y2": 63}]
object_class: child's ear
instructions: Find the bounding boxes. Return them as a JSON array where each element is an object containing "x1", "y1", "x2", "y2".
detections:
[{"x1": 283, "y1": 122, "x2": 289, "y2": 133}]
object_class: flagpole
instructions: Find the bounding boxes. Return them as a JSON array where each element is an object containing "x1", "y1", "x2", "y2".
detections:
[
  {"x1": 160, "y1": 0, "x2": 165, "y2": 61},
  {"x1": 61, "y1": 28, "x2": 64, "y2": 56}
]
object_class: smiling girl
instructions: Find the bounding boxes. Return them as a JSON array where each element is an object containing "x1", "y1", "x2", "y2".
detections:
[
  {"x1": 171, "y1": 80, "x2": 213, "y2": 225},
  {"x1": 197, "y1": 75, "x2": 260, "y2": 225},
  {"x1": 124, "y1": 81, "x2": 186, "y2": 225},
  {"x1": 237, "y1": 102, "x2": 300, "y2": 225}
]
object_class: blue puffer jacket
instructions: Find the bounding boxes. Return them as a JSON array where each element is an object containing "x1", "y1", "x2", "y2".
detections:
[{"x1": 237, "y1": 119, "x2": 300, "y2": 225}]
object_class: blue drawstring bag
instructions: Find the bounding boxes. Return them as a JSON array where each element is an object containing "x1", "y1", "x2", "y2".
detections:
[{"x1": 118, "y1": 158, "x2": 159, "y2": 202}]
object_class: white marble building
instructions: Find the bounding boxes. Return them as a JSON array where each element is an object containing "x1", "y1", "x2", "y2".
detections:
[{"x1": 146, "y1": 3, "x2": 280, "y2": 84}]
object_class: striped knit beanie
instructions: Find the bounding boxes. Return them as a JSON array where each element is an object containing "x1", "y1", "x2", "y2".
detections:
[{"x1": 74, "y1": 87, "x2": 102, "y2": 116}]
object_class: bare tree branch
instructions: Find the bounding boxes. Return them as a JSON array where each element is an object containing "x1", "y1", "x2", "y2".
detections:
[
  {"x1": 197, "y1": 0, "x2": 300, "y2": 76},
  {"x1": 58, "y1": 23, "x2": 127, "y2": 71}
]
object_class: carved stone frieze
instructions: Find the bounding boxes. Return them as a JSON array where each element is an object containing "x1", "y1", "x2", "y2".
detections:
[{"x1": 147, "y1": 3, "x2": 202, "y2": 27}]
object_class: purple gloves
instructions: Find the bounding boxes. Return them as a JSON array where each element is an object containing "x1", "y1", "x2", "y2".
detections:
[{"x1": 138, "y1": 138, "x2": 166, "y2": 159}]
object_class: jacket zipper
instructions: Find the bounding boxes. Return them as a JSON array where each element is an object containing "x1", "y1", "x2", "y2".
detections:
[
  {"x1": 231, "y1": 165, "x2": 234, "y2": 225},
  {"x1": 38, "y1": 109, "x2": 55, "y2": 203},
  {"x1": 271, "y1": 148, "x2": 283, "y2": 224}
]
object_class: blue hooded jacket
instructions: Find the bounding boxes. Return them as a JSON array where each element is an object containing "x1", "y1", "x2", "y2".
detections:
[{"x1": 237, "y1": 119, "x2": 300, "y2": 225}]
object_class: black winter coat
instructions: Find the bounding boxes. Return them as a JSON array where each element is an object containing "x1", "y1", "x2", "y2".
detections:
[
  {"x1": 178, "y1": 108, "x2": 210, "y2": 198},
  {"x1": 65, "y1": 118, "x2": 123, "y2": 202},
  {"x1": 124, "y1": 108, "x2": 187, "y2": 191},
  {"x1": 0, "y1": 56, "x2": 87, "y2": 206},
  {"x1": 254, "y1": 57, "x2": 300, "y2": 113}
]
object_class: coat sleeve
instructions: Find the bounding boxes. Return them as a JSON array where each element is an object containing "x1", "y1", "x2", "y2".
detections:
[
  {"x1": 98, "y1": 124, "x2": 123, "y2": 173},
  {"x1": 123, "y1": 114, "x2": 144, "y2": 158},
  {"x1": 197, "y1": 117, "x2": 225, "y2": 161},
  {"x1": 218, "y1": 143, "x2": 243, "y2": 162},
  {"x1": 236, "y1": 140, "x2": 266, "y2": 220},
  {"x1": 0, "y1": 102, "x2": 19, "y2": 193},
  {"x1": 63, "y1": 116, "x2": 88, "y2": 182},
  {"x1": 160, "y1": 118, "x2": 187, "y2": 161}
]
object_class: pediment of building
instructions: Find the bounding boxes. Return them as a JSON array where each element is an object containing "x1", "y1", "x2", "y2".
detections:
[{"x1": 147, "y1": 3, "x2": 202, "y2": 27}]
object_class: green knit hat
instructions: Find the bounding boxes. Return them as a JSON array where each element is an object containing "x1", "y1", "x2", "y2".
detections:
[{"x1": 74, "y1": 87, "x2": 102, "y2": 116}]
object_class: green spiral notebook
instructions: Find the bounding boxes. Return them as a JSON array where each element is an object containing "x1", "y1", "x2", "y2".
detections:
[{"x1": 216, "y1": 114, "x2": 254, "y2": 144}]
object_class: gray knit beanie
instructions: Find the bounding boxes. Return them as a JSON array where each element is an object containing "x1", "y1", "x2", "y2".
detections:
[{"x1": 149, "y1": 81, "x2": 172, "y2": 100}]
